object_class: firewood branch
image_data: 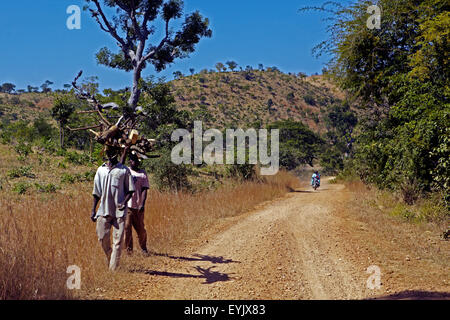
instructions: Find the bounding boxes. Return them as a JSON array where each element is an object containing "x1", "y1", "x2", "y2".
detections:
[{"x1": 71, "y1": 70, "x2": 111, "y2": 127}]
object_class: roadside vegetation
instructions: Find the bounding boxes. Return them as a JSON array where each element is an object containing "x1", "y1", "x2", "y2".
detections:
[{"x1": 302, "y1": 0, "x2": 449, "y2": 223}]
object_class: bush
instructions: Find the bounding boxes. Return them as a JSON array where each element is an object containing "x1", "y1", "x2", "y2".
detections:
[
  {"x1": 12, "y1": 182, "x2": 30, "y2": 194},
  {"x1": 7, "y1": 166, "x2": 36, "y2": 179},
  {"x1": 14, "y1": 142, "x2": 32, "y2": 157},
  {"x1": 226, "y1": 164, "x2": 257, "y2": 181},
  {"x1": 81, "y1": 170, "x2": 96, "y2": 182},
  {"x1": 61, "y1": 170, "x2": 96, "y2": 184},
  {"x1": 320, "y1": 148, "x2": 344, "y2": 174},
  {"x1": 303, "y1": 94, "x2": 316, "y2": 106},
  {"x1": 35, "y1": 137, "x2": 59, "y2": 154},
  {"x1": 34, "y1": 183, "x2": 58, "y2": 193},
  {"x1": 64, "y1": 150, "x2": 90, "y2": 165},
  {"x1": 146, "y1": 148, "x2": 192, "y2": 192},
  {"x1": 60, "y1": 173, "x2": 76, "y2": 184},
  {"x1": 33, "y1": 117, "x2": 55, "y2": 140},
  {"x1": 286, "y1": 92, "x2": 295, "y2": 101},
  {"x1": 390, "y1": 203, "x2": 415, "y2": 221}
]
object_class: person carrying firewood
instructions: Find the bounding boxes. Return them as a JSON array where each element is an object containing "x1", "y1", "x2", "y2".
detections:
[
  {"x1": 91, "y1": 145, "x2": 135, "y2": 271},
  {"x1": 121, "y1": 148, "x2": 149, "y2": 255}
]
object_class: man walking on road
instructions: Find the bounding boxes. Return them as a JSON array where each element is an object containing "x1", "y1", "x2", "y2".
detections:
[
  {"x1": 91, "y1": 145, "x2": 135, "y2": 271},
  {"x1": 124, "y1": 152, "x2": 150, "y2": 254}
]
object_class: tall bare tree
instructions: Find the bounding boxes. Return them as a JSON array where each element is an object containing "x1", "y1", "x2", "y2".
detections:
[{"x1": 85, "y1": 0, "x2": 212, "y2": 110}]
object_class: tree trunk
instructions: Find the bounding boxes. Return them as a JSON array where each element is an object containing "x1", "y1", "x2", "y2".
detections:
[
  {"x1": 59, "y1": 122, "x2": 63, "y2": 149},
  {"x1": 127, "y1": 65, "x2": 143, "y2": 109},
  {"x1": 89, "y1": 137, "x2": 92, "y2": 162},
  {"x1": 61, "y1": 124, "x2": 65, "y2": 149}
]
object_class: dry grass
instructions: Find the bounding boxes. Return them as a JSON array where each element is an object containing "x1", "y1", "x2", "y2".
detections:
[
  {"x1": 344, "y1": 180, "x2": 449, "y2": 226},
  {"x1": 0, "y1": 170, "x2": 299, "y2": 299},
  {"x1": 332, "y1": 180, "x2": 450, "y2": 294}
]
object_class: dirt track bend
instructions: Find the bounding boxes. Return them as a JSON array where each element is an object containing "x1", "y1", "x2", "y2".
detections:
[{"x1": 108, "y1": 178, "x2": 449, "y2": 300}]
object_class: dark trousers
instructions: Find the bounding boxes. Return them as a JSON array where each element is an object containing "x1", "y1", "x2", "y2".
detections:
[{"x1": 124, "y1": 208, "x2": 147, "y2": 252}]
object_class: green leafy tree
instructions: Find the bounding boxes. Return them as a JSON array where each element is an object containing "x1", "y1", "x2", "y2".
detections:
[
  {"x1": 51, "y1": 94, "x2": 76, "y2": 148},
  {"x1": 303, "y1": 0, "x2": 449, "y2": 203},
  {"x1": 1, "y1": 83, "x2": 16, "y2": 94},
  {"x1": 27, "y1": 85, "x2": 39, "y2": 93},
  {"x1": 267, "y1": 120, "x2": 324, "y2": 170},
  {"x1": 215, "y1": 62, "x2": 225, "y2": 72},
  {"x1": 226, "y1": 61, "x2": 238, "y2": 71},
  {"x1": 81, "y1": 76, "x2": 99, "y2": 96},
  {"x1": 40, "y1": 80, "x2": 53, "y2": 93},
  {"x1": 85, "y1": 0, "x2": 212, "y2": 110},
  {"x1": 173, "y1": 70, "x2": 183, "y2": 79}
]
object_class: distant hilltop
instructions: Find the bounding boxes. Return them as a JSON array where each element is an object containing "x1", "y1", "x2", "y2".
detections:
[{"x1": 0, "y1": 69, "x2": 346, "y2": 134}]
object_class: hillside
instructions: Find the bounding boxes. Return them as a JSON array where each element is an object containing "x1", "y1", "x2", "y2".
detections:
[
  {"x1": 0, "y1": 71, "x2": 344, "y2": 133},
  {"x1": 170, "y1": 71, "x2": 344, "y2": 131}
]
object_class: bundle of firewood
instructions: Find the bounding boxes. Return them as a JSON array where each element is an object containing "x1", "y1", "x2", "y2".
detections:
[
  {"x1": 69, "y1": 71, "x2": 158, "y2": 159},
  {"x1": 91, "y1": 123, "x2": 157, "y2": 159}
]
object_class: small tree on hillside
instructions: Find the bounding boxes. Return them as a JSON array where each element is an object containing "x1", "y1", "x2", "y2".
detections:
[
  {"x1": 40, "y1": 80, "x2": 54, "y2": 93},
  {"x1": 226, "y1": 61, "x2": 238, "y2": 71},
  {"x1": 27, "y1": 85, "x2": 39, "y2": 93},
  {"x1": 1, "y1": 83, "x2": 16, "y2": 94},
  {"x1": 51, "y1": 95, "x2": 76, "y2": 148},
  {"x1": 215, "y1": 62, "x2": 225, "y2": 72},
  {"x1": 173, "y1": 70, "x2": 183, "y2": 79}
]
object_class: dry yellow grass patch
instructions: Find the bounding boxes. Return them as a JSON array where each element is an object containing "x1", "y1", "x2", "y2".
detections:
[{"x1": 0, "y1": 170, "x2": 300, "y2": 299}]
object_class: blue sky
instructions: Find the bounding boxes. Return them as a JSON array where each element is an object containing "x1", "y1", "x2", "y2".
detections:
[{"x1": 0, "y1": 0, "x2": 332, "y2": 91}]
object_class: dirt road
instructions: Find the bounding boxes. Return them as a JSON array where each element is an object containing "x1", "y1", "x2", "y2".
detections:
[{"x1": 107, "y1": 178, "x2": 449, "y2": 300}]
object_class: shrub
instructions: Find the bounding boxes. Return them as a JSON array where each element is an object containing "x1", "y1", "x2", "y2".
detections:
[
  {"x1": 226, "y1": 164, "x2": 257, "y2": 181},
  {"x1": 390, "y1": 203, "x2": 415, "y2": 221},
  {"x1": 60, "y1": 173, "x2": 76, "y2": 184},
  {"x1": 146, "y1": 148, "x2": 192, "y2": 192},
  {"x1": 61, "y1": 171, "x2": 95, "y2": 184},
  {"x1": 286, "y1": 92, "x2": 295, "y2": 101},
  {"x1": 82, "y1": 170, "x2": 96, "y2": 182},
  {"x1": 35, "y1": 138, "x2": 59, "y2": 154},
  {"x1": 12, "y1": 182, "x2": 30, "y2": 194},
  {"x1": 14, "y1": 142, "x2": 32, "y2": 157},
  {"x1": 64, "y1": 150, "x2": 90, "y2": 165},
  {"x1": 7, "y1": 166, "x2": 36, "y2": 179},
  {"x1": 320, "y1": 148, "x2": 344, "y2": 174},
  {"x1": 34, "y1": 183, "x2": 58, "y2": 193},
  {"x1": 303, "y1": 94, "x2": 316, "y2": 105}
]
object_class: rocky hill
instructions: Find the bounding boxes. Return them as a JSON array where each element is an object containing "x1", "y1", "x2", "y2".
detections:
[
  {"x1": 170, "y1": 70, "x2": 344, "y2": 132},
  {"x1": 0, "y1": 70, "x2": 345, "y2": 133}
]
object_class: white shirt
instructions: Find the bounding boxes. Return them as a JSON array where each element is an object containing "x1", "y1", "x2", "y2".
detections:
[{"x1": 93, "y1": 162, "x2": 135, "y2": 218}]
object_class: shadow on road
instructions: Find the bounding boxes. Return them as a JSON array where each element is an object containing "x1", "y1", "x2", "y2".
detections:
[
  {"x1": 291, "y1": 188, "x2": 329, "y2": 193},
  {"x1": 130, "y1": 266, "x2": 234, "y2": 284},
  {"x1": 367, "y1": 290, "x2": 450, "y2": 300},
  {"x1": 148, "y1": 251, "x2": 240, "y2": 264}
]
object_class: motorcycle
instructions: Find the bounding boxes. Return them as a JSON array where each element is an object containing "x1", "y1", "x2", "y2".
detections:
[{"x1": 312, "y1": 177, "x2": 320, "y2": 190}]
